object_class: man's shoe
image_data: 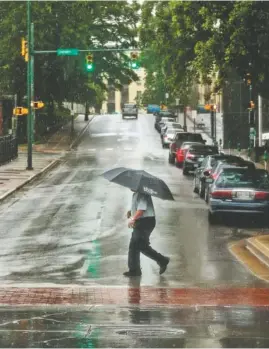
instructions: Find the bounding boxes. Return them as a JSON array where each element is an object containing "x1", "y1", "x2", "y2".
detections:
[
  {"x1": 159, "y1": 257, "x2": 170, "y2": 275},
  {"x1": 123, "y1": 270, "x2": 142, "y2": 277}
]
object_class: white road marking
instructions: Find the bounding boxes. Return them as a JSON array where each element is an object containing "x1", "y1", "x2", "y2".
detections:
[
  {"x1": 88, "y1": 148, "x2": 96, "y2": 151},
  {"x1": 105, "y1": 148, "x2": 113, "y2": 151},
  {"x1": 123, "y1": 147, "x2": 133, "y2": 151}
]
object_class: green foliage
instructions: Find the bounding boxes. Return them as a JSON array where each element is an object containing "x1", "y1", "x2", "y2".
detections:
[
  {"x1": 0, "y1": 1, "x2": 140, "y2": 108},
  {"x1": 140, "y1": 1, "x2": 269, "y2": 102}
]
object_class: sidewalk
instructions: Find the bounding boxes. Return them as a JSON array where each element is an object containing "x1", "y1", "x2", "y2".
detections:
[{"x1": 0, "y1": 114, "x2": 94, "y2": 202}]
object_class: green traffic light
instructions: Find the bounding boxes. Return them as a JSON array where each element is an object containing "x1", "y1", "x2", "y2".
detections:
[{"x1": 86, "y1": 63, "x2": 94, "y2": 72}]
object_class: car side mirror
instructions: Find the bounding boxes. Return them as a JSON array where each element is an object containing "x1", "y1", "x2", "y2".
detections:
[
  {"x1": 203, "y1": 170, "x2": 210, "y2": 176},
  {"x1": 205, "y1": 178, "x2": 213, "y2": 183}
]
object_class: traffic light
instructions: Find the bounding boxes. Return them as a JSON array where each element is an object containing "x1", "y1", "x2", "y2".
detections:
[
  {"x1": 248, "y1": 100, "x2": 255, "y2": 109},
  {"x1": 210, "y1": 104, "x2": 217, "y2": 111},
  {"x1": 21, "y1": 38, "x2": 28, "y2": 62},
  {"x1": 245, "y1": 73, "x2": 251, "y2": 86},
  {"x1": 130, "y1": 52, "x2": 140, "y2": 69},
  {"x1": 32, "y1": 101, "x2": 44, "y2": 109},
  {"x1": 86, "y1": 53, "x2": 94, "y2": 72}
]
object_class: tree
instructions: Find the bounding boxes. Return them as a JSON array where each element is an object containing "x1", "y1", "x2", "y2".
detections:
[{"x1": 0, "y1": 1, "x2": 141, "y2": 107}]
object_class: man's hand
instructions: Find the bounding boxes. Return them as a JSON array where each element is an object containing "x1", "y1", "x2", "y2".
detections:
[
  {"x1": 126, "y1": 210, "x2": 131, "y2": 219},
  {"x1": 128, "y1": 218, "x2": 135, "y2": 228}
]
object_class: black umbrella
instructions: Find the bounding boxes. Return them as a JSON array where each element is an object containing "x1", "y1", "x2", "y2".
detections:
[{"x1": 102, "y1": 167, "x2": 174, "y2": 201}]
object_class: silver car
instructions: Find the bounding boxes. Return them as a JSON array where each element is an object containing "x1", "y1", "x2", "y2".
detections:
[
  {"x1": 122, "y1": 103, "x2": 138, "y2": 119},
  {"x1": 160, "y1": 122, "x2": 183, "y2": 136},
  {"x1": 162, "y1": 128, "x2": 183, "y2": 148}
]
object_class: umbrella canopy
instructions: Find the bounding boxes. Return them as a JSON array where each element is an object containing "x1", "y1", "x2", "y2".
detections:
[{"x1": 102, "y1": 167, "x2": 174, "y2": 201}]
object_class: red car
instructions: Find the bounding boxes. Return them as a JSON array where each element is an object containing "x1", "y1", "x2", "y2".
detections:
[
  {"x1": 175, "y1": 142, "x2": 204, "y2": 167},
  {"x1": 168, "y1": 132, "x2": 206, "y2": 166}
]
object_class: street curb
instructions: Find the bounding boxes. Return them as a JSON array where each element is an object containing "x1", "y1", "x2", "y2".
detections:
[
  {"x1": 0, "y1": 115, "x2": 95, "y2": 203},
  {"x1": 69, "y1": 115, "x2": 95, "y2": 150},
  {"x1": 0, "y1": 158, "x2": 61, "y2": 203}
]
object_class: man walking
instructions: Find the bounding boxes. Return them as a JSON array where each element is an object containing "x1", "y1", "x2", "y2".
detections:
[{"x1": 123, "y1": 190, "x2": 170, "y2": 277}]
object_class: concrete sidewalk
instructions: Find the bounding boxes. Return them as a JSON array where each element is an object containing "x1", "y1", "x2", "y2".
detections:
[{"x1": 0, "y1": 114, "x2": 94, "y2": 203}]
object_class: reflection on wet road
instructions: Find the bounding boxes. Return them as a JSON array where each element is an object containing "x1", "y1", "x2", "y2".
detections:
[
  {"x1": 0, "y1": 113, "x2": 266, "y2": 286},
  {"x1": 0, "y1": 113, "x2": 269, "y2": 347}
]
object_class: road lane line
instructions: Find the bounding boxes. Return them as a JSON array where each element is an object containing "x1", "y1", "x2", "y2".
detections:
[{"x1": 105, "y1": 148, "x2": 113, "y2": 151}]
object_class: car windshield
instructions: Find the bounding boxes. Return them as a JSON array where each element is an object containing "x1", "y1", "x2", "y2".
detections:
[
  {"x1": 211, "y1": 155, "x2": 243, "y2": 167},
  {"x1": 215, "y1": 169, "x2": 269, "y2": 189},
  {"x1": 124, "y1": 104, "x2": 136, "y2": 109}
]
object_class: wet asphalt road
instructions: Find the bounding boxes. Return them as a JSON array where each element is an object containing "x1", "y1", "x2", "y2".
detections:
[
  {"x1": 0, "y1": 112, "x2": 266, "y2": 287},
  {"x1": 1, "y1": 112, "x2": 269, "y2": 348}
]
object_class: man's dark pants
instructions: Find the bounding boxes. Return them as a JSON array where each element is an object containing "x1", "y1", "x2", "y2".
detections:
[{"x1": 128, "y1": 217, "x2": 167, "y2": 271}]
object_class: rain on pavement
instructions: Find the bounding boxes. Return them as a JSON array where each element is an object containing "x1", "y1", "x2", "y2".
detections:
[{"x1": 1, "y1": 113, "x2": 269, "y2": 347}]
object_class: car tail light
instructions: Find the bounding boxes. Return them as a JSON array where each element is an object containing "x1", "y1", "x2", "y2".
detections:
[
  {"x1": 255, "y1": 191, "x2": 269, "y2": 200},
  {"x1": 211, "y1": 190, "x2": 232, "y2": 199},
  {"x1": 186, "y1": 153, "x2": 194, "y2": 159}
]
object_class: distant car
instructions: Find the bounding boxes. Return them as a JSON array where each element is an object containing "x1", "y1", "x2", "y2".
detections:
[
  {"x1": 155, "y1": 117, "x2": 176, "y2": 132},
  {"x1": 193, "y1": 154, "x2": 247, "y2": 198},
  {"x1": 204, "y1": 159, "x2": 256, "y2": 202},
  {"x1": 182, "y1": 144, "x2": 219, "y2": 175},
  {"x1": 168, "y1": 132, "x2": 206, "y2": 165},
  {"x1": 122, "y1": 103, "x2": 138, "y2": 119},
  {"x1": 155, "y1": 111, "x2": 177, "y2": 124},
  {"x1": 161, "y1": 128, "x2": 184, "y2": 148},
  {"x1": 207, "y1": 166, "x2": 269, "y2": 224},
  {"x1": 160, "y1": 122, "x2": 183, "y2": 137},
  {"x1": 147, "y1": 104, "x2": 160, "y2": 114}
]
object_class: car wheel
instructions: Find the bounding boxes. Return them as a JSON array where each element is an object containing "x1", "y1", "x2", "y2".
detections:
[
  {"x1": 168, "y1": 153, "x2": 175, "y2": 164},
  {"x1": 208, "y1": 211, "x2": 218, "y2": 225},
  {"x1": 198, "y1": 180, "x2": 205, "y2": 198},
  {"x1": 193, "y1": 178, "x2": 198, "y2": 193},
  {"x1": 183, "y1": 167, "x2": 189, "y2": 175}
]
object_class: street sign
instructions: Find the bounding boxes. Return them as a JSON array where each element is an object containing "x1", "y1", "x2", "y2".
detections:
[
  {"x1": 176, "y1": 98, "x2": 180, "y2": 106},
  {"x1": 57, "y1": 48, "x2": 79, "y2": 56},
  {"x1": 165, "y1": 93, "x2": 169, "y2": 99},
  {"x1": 13, "y1": 107, "x2": 28, "y2": 116}
]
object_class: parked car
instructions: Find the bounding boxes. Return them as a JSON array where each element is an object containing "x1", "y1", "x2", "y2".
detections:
[
  {"x1": 168, "y1": 132, "x2": 206, "y2": 164},
  {"x1": 160, "y1": 122, "x2": 183, "y2": 138},
  {"x1": 155, "y1": 117, "x2": 176, "y2": 132},
  {"x1": 161, "y1": 128, "x2": 185, "y2": 148},
  {"x1": 147, "y1": 104, "x2": 160, "y2": 114},
  {"x1": 182, "y1": 144, "x2": 219, "y2": 175},
  {"x1": 155, "y1": 111, "x2": 177, "y2": 124},
  {"x1": 173, "y1": 141, "x2": 204, "y2": 167},
  {"x1": 122, "y1": 103, "x2": 138, "y2": 119},
  {"x1": 204, "y1": 159, "x2": 256, "y2": 202},
  {"x1": 193, "y1": 154, "x2": 248, "y2": 198},
  {"x1": 207, "y1": 166, "x2": 269, "y2": 224}
]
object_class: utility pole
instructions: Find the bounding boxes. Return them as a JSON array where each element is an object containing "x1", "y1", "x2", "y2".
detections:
[
  {"x1": 258, "y1": 95, "x2": 263, "y2": 146},
  {"x1": 26, "y1": 0, "x2": 33, "y2": 170}
]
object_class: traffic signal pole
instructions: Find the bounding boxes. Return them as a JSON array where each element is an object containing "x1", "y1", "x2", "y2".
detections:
[{"x1": 26, "y1": 0, "x2": 33, "y2": 170}]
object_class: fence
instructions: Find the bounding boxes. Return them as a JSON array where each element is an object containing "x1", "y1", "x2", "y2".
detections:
[{"x1": 0, "y1": 135, "x2": 18, "y2": 165}]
